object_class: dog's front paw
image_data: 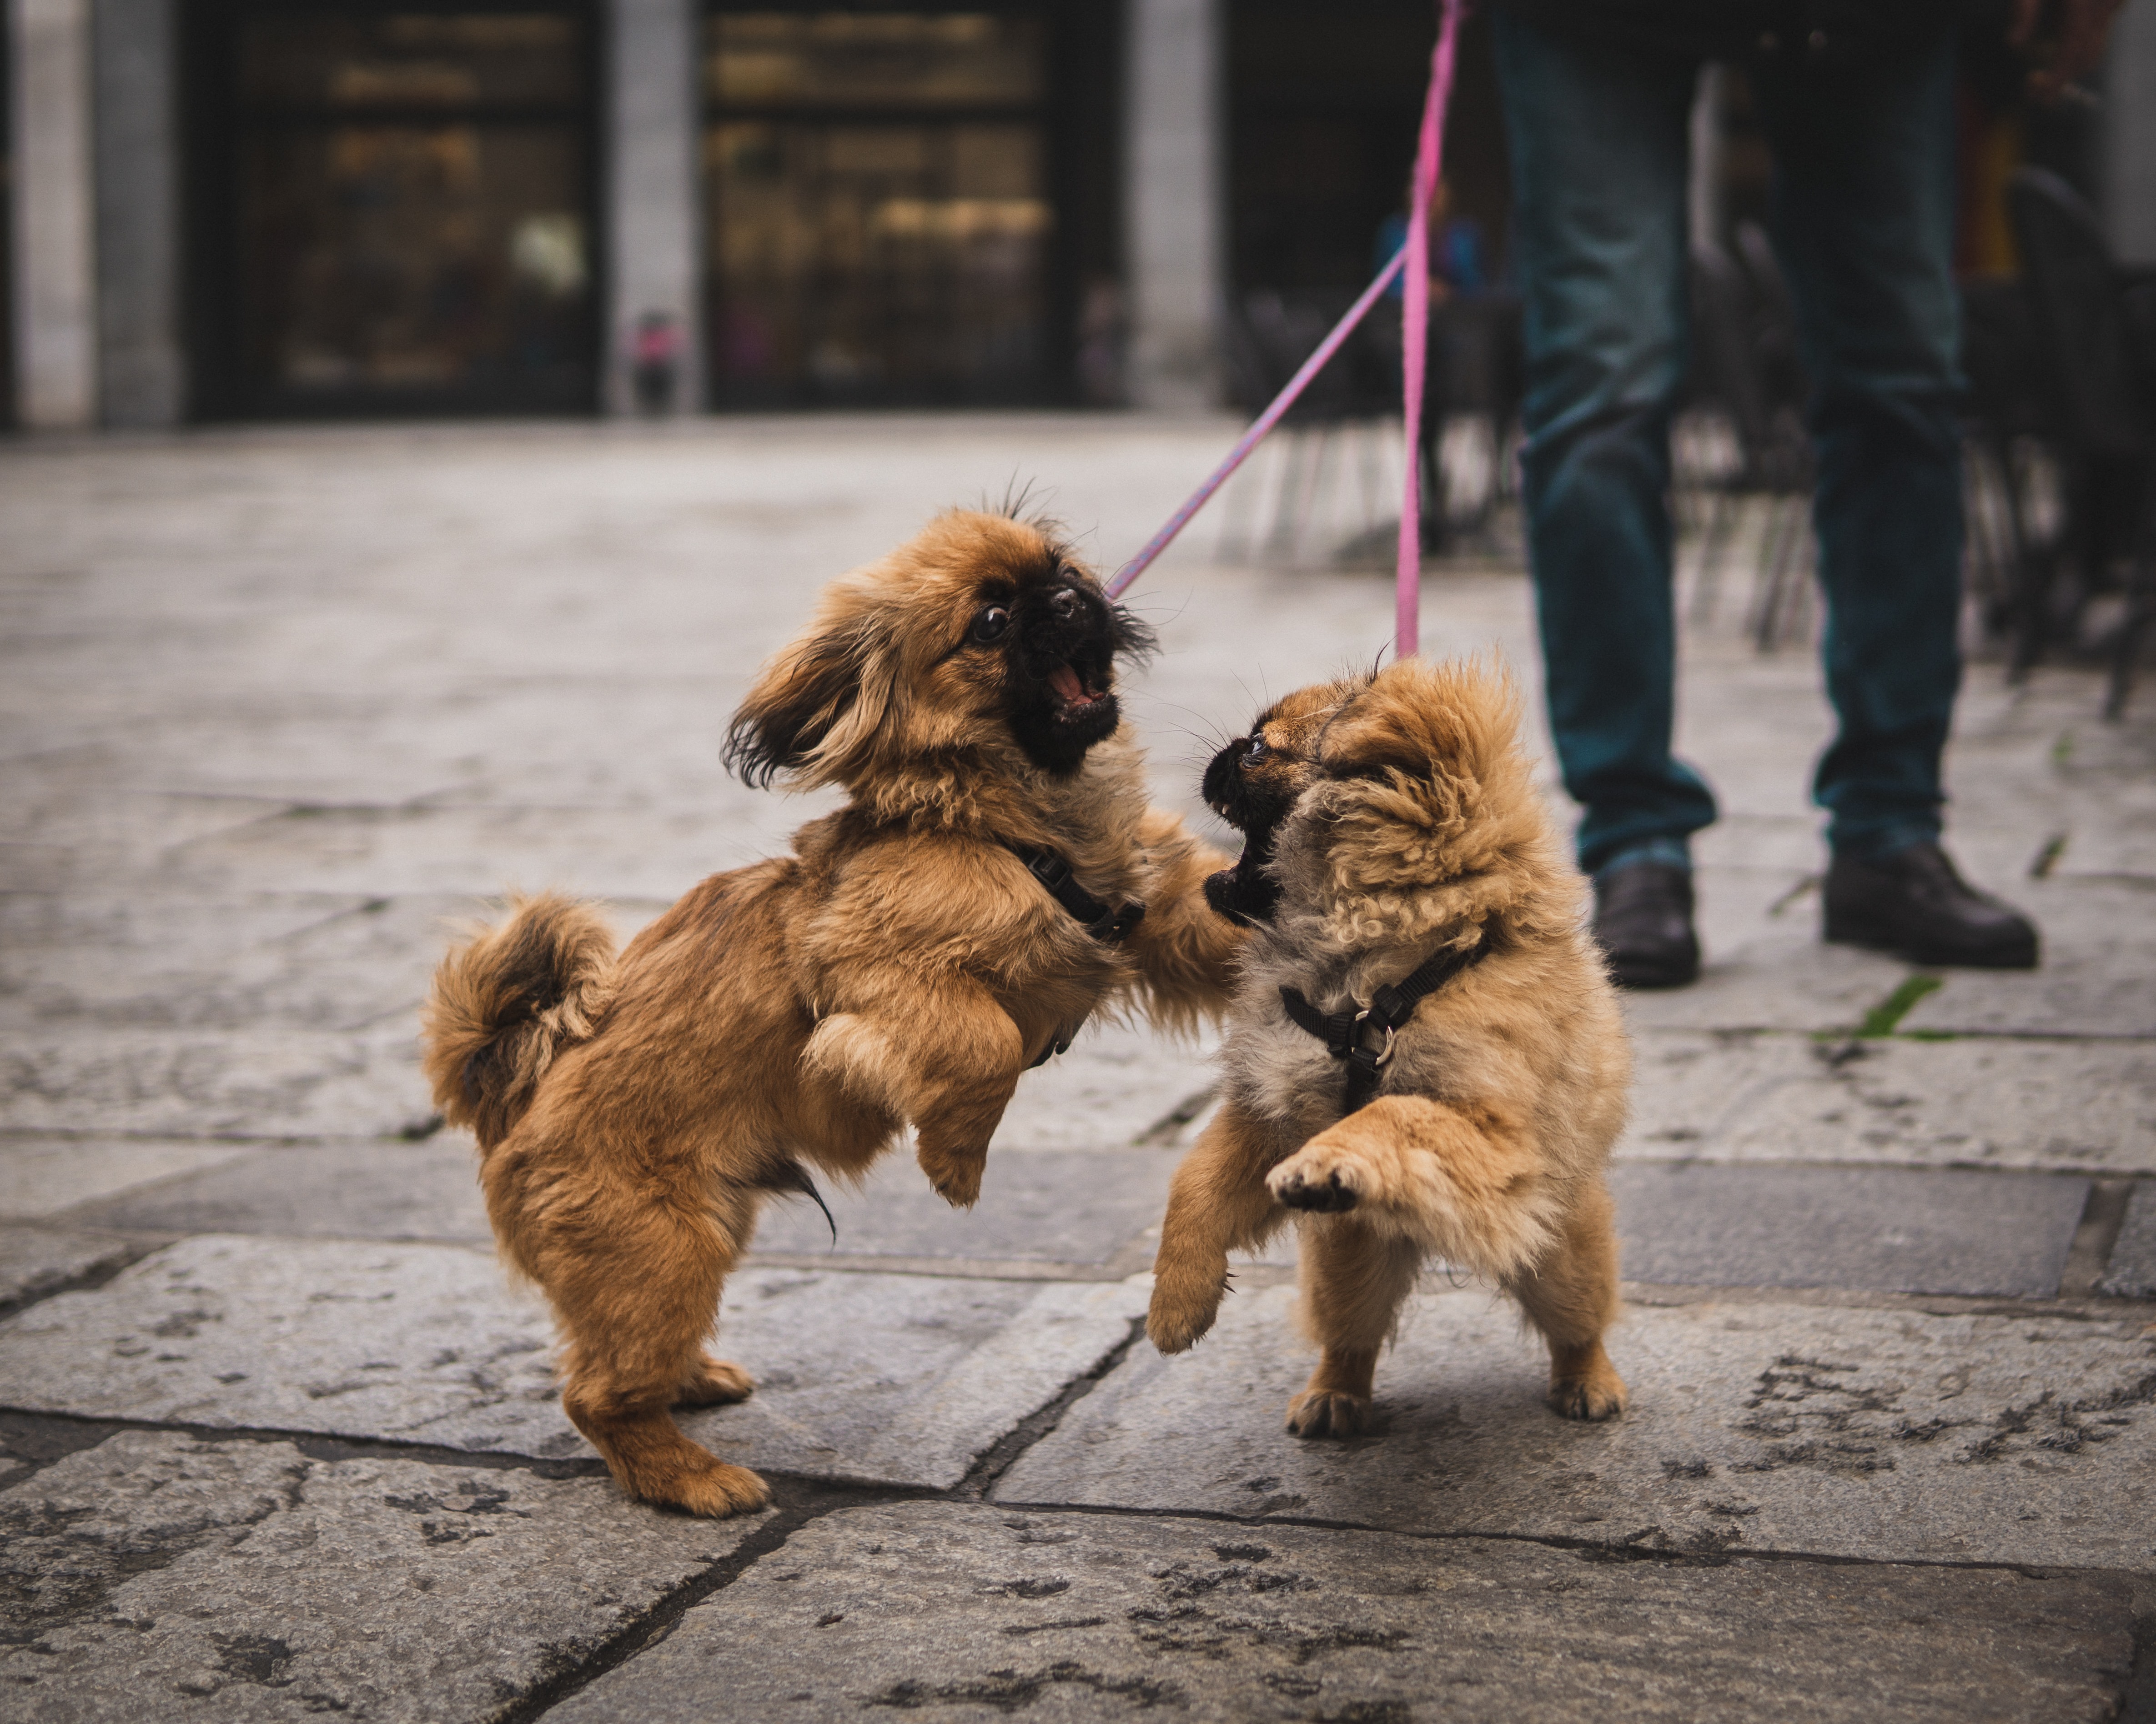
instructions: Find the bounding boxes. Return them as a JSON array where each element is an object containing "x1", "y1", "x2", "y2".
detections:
[
  {"x1": 1268, "y1": 1148, "x2": 1364, "y2": 1213},
  {"x1": 1147, "y1": 1273, "x2": 1226, "y2": 1354},
  {"x1": 676, "y1": 1353, "x2": 754, "y2": 1408},
  {"x1": 1285, "y1": 1388, "x2": 1370, "y2": 1438}
]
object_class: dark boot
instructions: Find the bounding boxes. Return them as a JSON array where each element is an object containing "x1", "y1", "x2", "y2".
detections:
[
  {"x1": 1823, "y1": 842, "x2": 2039, "y2": 969},
  {"x1": 1592, "y1": 861, "x2": 1700, "y2": 988}
]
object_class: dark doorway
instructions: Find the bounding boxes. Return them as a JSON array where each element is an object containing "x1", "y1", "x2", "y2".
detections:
[
  {"x1": 186, "y1": 0, "x2": 600, "y2": 418},
  {"x1": 1228, "y1": 0, "x2": 1509, "y2": 299},
  {"x1": 702, "y1": 4, "x2": 1117, "y2": 409}
]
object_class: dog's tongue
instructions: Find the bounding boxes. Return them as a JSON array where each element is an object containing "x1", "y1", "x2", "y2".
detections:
[{"x1": 1049, "y1": 664, "x2": 1087, "y2": 703}]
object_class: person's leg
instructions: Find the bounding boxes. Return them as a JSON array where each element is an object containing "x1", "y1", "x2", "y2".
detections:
[
  {"x1": 1756, "y1": 38, "x2": 1964, "y2": 860},
  {"x1": 1494, "y1": 12, "x2": 1717, "y2": 879},
  {"x1": 1758, "y1": 38, "x2": 2037, "y2": 967}
]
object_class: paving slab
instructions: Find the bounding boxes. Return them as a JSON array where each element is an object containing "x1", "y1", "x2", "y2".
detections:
[
  {"x1": 0, "y1": 1235, "x2": 1146, "y2": 1488},
  {"x1": 55, "y1": 1140, "x2": 493, "y2": 1243},
  {"x1": 2101, "y1": 1181, "x2": 2156, "y2": 1299},
  {"x1": 1621, "y1": 1031, "x2": 2156, "y2": 1173},
  {"x1": 0, "y1": 1135, "x2": 256, "y2": 1218},
  {"x1": 0, "y1": 1224, "x2": 139, "y2": 1314},
  {"x1": 1618, "y1": 870, "x2": 1910, "y2": 1034},
  {"x1": 1897, "y1": 880, "x2": 2156, "y2": 1038},
  {"x1": 548, "y1": 1501, "x2": 2136, "y2": 1724},
  {"x1": 1608, "y1": 1163, "x2": 2089, "y2": 1296},
  {"x1": 751, "y1": 1148, "x2": 1175, "y2": 1265},
  {"x1": 0, "y1": 1428, "x2": 757, "y2": 1721},
  {"x1": 993, "y1": 1285, "x2": 2156, "y2": 1570},
  {"x1": 0, "y1": 1024, "x2": 436, "y2": 1141},
  {"x1": 989, "y1": 1018, "x2": 1217, "y2": 1152},
  {"x1": 0, "y1": 891, "x2": 453, "y2": 1036},
  {"x1": 55, "y1": 1139, "x2": 1173, "y2": 1268}
]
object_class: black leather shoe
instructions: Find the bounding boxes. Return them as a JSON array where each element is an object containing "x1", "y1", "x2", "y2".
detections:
[
  {"x1": 1593, "y1": 861, "x2": 1700, "y2": 988},
  {"x1": 1823, "y1": 842, "x2": 2039, "y2": 969}
]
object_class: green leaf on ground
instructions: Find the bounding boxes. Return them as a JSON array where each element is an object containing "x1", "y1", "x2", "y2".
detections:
[{"x1": 1854, "y1": 973, "x2": 1944, "y2": 1038}]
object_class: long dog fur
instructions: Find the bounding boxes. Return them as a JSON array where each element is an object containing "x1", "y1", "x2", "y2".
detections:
[
  {"x1": 1147, "y1": 656, "x2": 1631, "y2": 1437},
  {"x1": 422, "y1": 511, "x2": 1244, "y2": 1516}
]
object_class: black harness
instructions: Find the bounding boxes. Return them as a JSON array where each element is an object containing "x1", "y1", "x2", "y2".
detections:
[
  {"x1": 1004, "y1": 841, "x2": 1146, "y2": 944},
  {"x1": 1003, "y1": 839, "x2": 1145, "y2": 1065},
  {"x1": 1278, "y1": 929, "x2": 1493, "y2": 1115}
]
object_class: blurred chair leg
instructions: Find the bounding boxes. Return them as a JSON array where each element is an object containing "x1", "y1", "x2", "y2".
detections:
[
  {"x1": 1265, "y1": 431, "x2": 1311, "y2": 562},
  {"x1": 1689, "y1": 488, "x2": 1732, "y2": 625},
  {"x1": 1960, "y1": 438, "x2": 2007, "y2": 638},
  {"x1": 2006, "y1": 441, "x2": 2058, "y2": 682},
  {"x1": 1301, "y1": 427, "x2": 1339, "y2": 566},
  {"x1": 2106, "y1": 566, "x2": 2151, "y2": 718},
  {"x1": 1214, "y1": 436, "x2": 1263, "y2": 565},
  {"x1": 2106, "y1": 479, "x2": 2156, "y2": 719},
  {"x1": 1356, "y1": 422, "x2": 1383, "y2": 536},
  {"x1": 1751, "y1": 495, "x2": 1803, "y2": 652}
]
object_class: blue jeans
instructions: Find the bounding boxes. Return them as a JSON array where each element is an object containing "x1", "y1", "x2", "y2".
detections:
[{"x1": 1493, "y1": 14, "x2": 1966, "y2": 874}]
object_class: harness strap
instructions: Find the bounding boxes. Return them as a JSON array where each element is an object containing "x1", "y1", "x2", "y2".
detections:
[
  {"x1": 1003, "y1": 841, "x2": 1146, "y2": 945},
  {"x1": 1002, "y1": 839, "x2": 1146, "y2": 1067},
  {"x1": 1278, "y1": 928, "x2": 1494, "y2": 1115}
]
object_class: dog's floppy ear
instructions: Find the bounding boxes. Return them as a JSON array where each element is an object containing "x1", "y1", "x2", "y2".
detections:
[
  {"x1": 1308, "y1": 657, "x2": 1539, "y2": 897},
  {"x1": 724, "y1": 617, "x2": 879, "y2": 788},
  {"x1": 1317, "y1": 657, "x2": 1516, "y2": 792}
]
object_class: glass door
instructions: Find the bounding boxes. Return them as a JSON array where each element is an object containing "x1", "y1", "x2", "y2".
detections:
[
  {"x1": 191, "y1": 1, "x2": 598, "y2": 416},
  {"x1": 703, "y1": 9, "x2": 1059, "y2": 407}
]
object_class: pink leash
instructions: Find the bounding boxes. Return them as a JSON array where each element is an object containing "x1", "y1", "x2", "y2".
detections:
[{"x1": 1106, "y1": 0, "x2": 1463, "y2": 665}]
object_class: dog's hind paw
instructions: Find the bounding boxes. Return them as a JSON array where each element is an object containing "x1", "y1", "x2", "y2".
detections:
[
  {"x1": 676, "y1": 1354, "x2": 754, "y2": 1408},
  {"x1": 1286, "y1": 1388, "x2": 1370, "y2": 1438},
  {"x1": 1547, "y1": 1368, "x2": 1627, "y2": 1422},
  {"x1": 648, "y1": 1457, "x2": 772, "y2": 1519}
]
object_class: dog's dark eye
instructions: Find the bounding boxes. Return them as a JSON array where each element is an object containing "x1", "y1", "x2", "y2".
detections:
[
  {"x1": 1242, "y1": 736, "x2": 1267, "y2": 767},
  {"x1": 970, "y1": 604, "x2": 1011, "y2": 645}
]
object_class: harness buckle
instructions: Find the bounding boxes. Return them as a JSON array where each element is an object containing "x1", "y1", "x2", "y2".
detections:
[
  {"x1": 1346, "y1": 1008, "x2": 1397, "y2": 1075},
  {"x1": 1089, "y1": 902, "x2": 1146, "y2": 943}
]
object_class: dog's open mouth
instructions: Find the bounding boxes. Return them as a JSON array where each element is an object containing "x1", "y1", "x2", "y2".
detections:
[
  {"x1": 1046, "y1": 661, "x2": 1110, "y2": 720},
  {"x1": 1203, "y1": 825, "x2": 1283, "y2": 925}
]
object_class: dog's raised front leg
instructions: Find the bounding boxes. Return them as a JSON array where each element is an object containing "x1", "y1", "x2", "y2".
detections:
[
  {"x1": 806, "y1": 983, "x2": 1027, "y2": 1208},
  {"x1": 1123, "y1": 809, "x2": 1246, "y2": 1032},
  {"x1": 1266, "y1": 1094, "x2": 1554, "y2": 1284},
  {"x1": 1147, "y1": 1098, "x2": 1285, "y2": 1353},
  {"x1": 1502, "y1": 1176, "x2": 1627, "y2": 1421}
]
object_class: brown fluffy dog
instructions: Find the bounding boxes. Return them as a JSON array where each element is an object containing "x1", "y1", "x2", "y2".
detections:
[
  {"x1": 422, "y1": 511, "x2": 1242, "y2": 1517},
  {"x1": 1147, "y1": 657, "x2": 1631, "y2": 1436}
]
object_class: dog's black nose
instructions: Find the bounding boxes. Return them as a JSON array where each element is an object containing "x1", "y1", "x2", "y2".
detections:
[{"x1": 1050, "y1": 589, "x2": 1083, "y2": 621}]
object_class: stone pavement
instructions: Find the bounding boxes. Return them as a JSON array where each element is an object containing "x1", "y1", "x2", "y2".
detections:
[{"x1": 2, "y1": 417, "x2": 2153, "y2": 1723}]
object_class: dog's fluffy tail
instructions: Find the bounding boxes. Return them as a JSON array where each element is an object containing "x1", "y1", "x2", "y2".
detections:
[{"x1": 421, "y1": 892, "x2": 618, "y2": 1151}]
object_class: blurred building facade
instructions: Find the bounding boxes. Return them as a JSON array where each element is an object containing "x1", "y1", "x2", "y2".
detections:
[{"x1": 4, "y1": 0, "x2": 2154, "y2": 428}]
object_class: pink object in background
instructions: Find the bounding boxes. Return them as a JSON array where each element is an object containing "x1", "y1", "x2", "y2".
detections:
[{"x1": 1396, "y1": 0, "x2": 1463, "y2": 661}]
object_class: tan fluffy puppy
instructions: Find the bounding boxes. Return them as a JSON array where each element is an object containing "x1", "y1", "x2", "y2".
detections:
[
  {"x1": 422, "y1": 511, "x2": 1243, "y2": 1518},
  {"x1": 1148, "y1": 656, "x2": 1631, "y2": 1436}
]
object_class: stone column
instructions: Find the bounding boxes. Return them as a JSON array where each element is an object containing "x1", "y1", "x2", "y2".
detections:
[
  {"x1": 2104, "y1": 2, "x2": 2156, "y2": 265},
  {"x1": 605, "y1": 0, "x2": 703, "y2": 415},
  {"x1": 92, "y1": 0, "x2": 184, "y2": 426},
  {"x1": 9, "y1": 0, "x2": 99, "y2": 428},
  {"x1": 1123, "y1": 0, "x2": 1223, "y2": 412}
]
